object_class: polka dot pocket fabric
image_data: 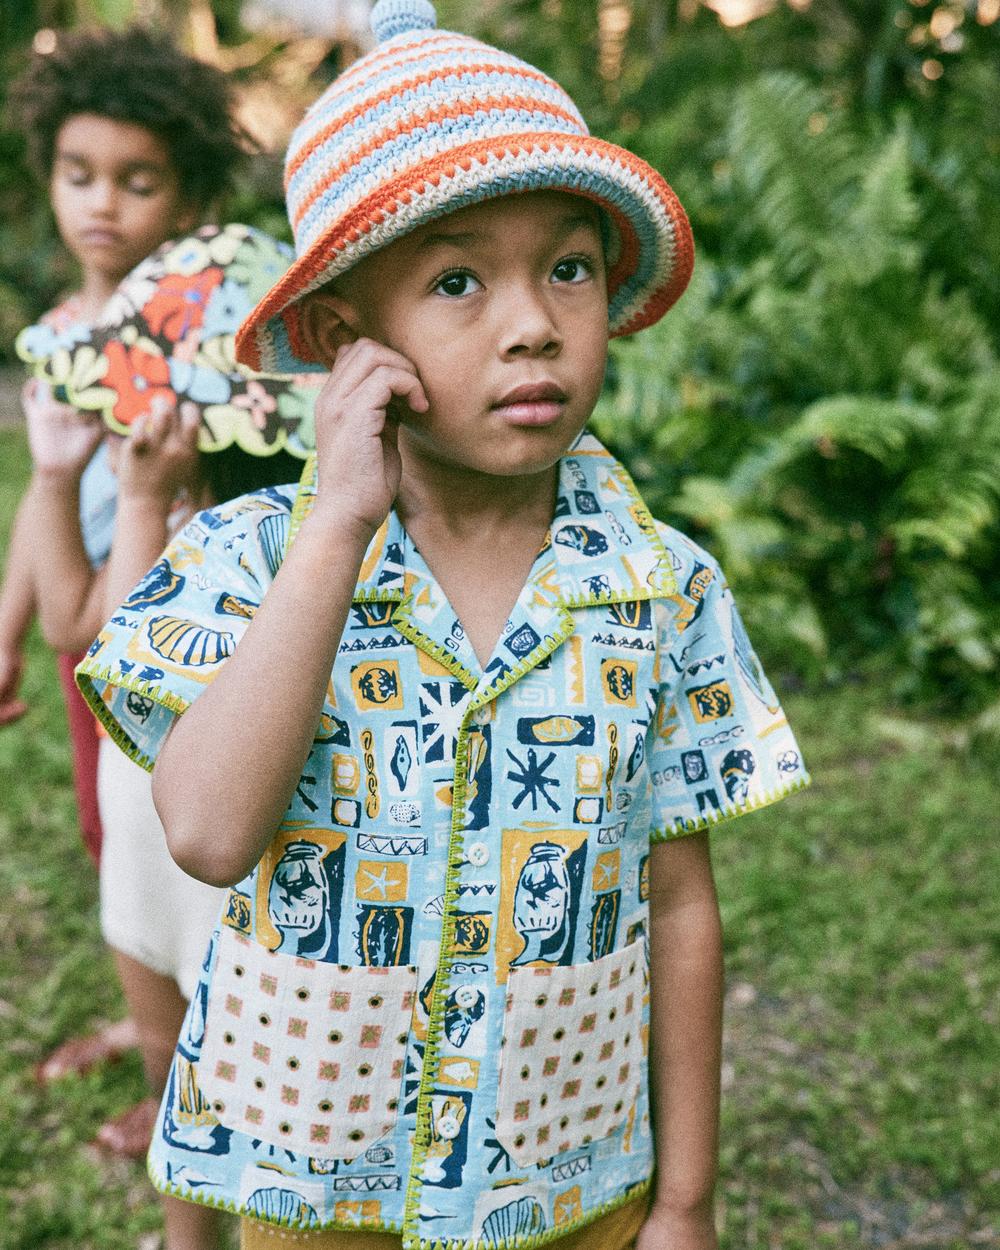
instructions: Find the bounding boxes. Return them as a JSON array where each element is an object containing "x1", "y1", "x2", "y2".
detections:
[
  {"x1": 495, "y1": 939, "x2": 646, "y2": 1167},
  {"x1": 198, "y1": 927, "x2": 416, "y2": 1158}
]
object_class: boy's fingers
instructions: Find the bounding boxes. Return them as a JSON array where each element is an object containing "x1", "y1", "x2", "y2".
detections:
[
  {"x1": 148, "y1": 402, "x2": 172, "y2": 445},
  {"x1": 350, "y1": 365, "x2": 429, "y2": 418},
  {"x1": 130, "y1": 414, "x2": 150, "y2": 452},
  {"x1": 330, "y1": 338, "x2": 423, "y2": 396}
]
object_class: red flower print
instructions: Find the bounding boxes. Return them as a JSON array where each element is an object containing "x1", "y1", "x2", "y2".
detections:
[
  {"x1": 102, "y1": 340, "x2": 175, "y2": 427},
  {"x1": 141, "y1": 267, "x2": 223, "y2": 342}
]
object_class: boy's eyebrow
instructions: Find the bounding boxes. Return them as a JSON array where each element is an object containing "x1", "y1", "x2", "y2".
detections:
[
  {"x1": 414, "y1": 212, "x2": 600, "y2": 253},
  {"x1": 54, "y1": 151, "x2": 166, "y2": 175}
]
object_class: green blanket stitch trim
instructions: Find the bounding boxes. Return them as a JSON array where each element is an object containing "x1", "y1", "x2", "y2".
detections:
[
  {"x1": 650, "y1": 774, "x2": 812, "y2": 843},
  {"x1": 148, "y1": 1149, "x2": 650, "y2": 1247},
  {"x1": 75, "y1": 659, "x2": 194, "y2": 774}
]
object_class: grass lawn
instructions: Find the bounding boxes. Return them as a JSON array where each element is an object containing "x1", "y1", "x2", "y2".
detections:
[{"x1": 0, "y1": 426, "x2": 996, "y2": 1249}]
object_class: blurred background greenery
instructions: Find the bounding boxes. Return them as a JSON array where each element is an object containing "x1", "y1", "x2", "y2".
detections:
[{"x1": 2, "y1": 0, "x2": 999, "y2": 716}]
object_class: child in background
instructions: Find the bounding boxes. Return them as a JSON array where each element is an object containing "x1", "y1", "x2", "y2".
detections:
[
  {"x1": 0, "y1": 26, "x2": 246, "y2": 1101},
  {"x1": 28, "y1": 391, "x2": 303, "y2": 1250},
  {"x1": 28, "y1": 217, "x2": 316, "y2": 1250},
  {"x1": 79, "y1": 3, "x2": 811, "y2": 1248}
]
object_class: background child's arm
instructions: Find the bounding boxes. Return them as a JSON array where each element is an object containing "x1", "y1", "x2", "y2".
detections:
[
  {"x1": 101, "y1": 405, "x2": 201, "y2": 619},
  {"x1": 23, "y1": 379, "x2": 106, "y2": 653},
  {"x1": 0, "y1": 492, "x2": 37, "y2": 725},
  {"x1": 152, "y1": 338, "x2": 427, "y2": 888},
  {"x1": 638, "y1": 831, "x2": 722, "y2": 1250}
]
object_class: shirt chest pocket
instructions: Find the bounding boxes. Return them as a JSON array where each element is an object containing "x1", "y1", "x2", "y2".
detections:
[
  {"x1": 494, "y1": 939, "x2": 646, "y2": 1166},
  {"x1": 198, "y1": 927, "x2": 416, "y2": 1157}
]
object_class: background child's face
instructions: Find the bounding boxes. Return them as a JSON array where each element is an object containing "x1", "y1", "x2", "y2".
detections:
[
  {"x1": 50, "y1": 113, "x2": 196, "y2": 283},
  {"x1": 330, "y1": 191, "x2": 610, "y2": 478}
]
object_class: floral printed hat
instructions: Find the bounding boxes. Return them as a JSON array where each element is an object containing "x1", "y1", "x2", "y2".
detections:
[{"x1": 19, "y1": 224, "x2": 322, "y2": 458}]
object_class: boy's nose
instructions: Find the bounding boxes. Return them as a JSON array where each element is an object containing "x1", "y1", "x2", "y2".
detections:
[
  {"x1": 88, "y1": 178, "x2": 119, "y2": 216},
  {"x1": 499, "y1": 289, "x2": 562, "y2": 359}
]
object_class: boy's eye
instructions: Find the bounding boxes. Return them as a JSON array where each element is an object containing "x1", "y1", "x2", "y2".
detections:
[
  {"x1": 551, "y1": 256, "x2": 593, "y2": 284},
  {"x1": 432, "y1": 270, "x2": 482, "y2": 298},
  {"x1": 126, "y1": 178, "x2": 158, "y2": 197}
]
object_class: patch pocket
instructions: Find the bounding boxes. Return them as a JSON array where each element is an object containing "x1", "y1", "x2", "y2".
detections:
[
  {"x1": 495, "y1": 939, "x2": 645, "y2": 1166},
  {"x1": 198, "y1": 926, "x2": 416, "y2": 1157}
]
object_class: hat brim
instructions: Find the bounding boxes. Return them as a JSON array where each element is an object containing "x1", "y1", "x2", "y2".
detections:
[{"x1": 236, "y1": 133, "x2": 693, "y2": 374}]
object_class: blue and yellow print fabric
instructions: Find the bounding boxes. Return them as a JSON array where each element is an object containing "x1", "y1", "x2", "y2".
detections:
[{"x1": 76, "y1": 434, "x2": 808, "y2": 1250}]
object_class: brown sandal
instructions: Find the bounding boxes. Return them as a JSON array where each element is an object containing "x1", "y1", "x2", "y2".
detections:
[
  {"x1": 93, "y1": 1095, "x2": 159, "y2": 1159},
  {"x1": 35, "y1": 1017, "x2": 139, "y2": 1084}
]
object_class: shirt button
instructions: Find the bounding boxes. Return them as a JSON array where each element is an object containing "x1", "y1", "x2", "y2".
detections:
[
  {"x1": 472, "y1": 706, "x2": 491, "y2": 725},
  {"x1": 453, "y1": 985, "x2": 479, "y2": 1009},
  {"x1": 467, "y1": 841, "x2": 490, "y2": 867},
  {"x1": 436, "y1": 1114, "x2": 461, "y2": 1140}
]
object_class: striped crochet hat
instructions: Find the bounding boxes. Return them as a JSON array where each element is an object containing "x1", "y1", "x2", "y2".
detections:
[{"x1": 236, "y1": 0, "x2": 694, "y2": 373}]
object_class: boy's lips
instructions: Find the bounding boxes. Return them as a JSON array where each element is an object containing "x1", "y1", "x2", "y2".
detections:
[
  {"x1": 80, "y1": 228, "x2": 124, "y2": 246},
  {"x1": 491, "y1": 381, "x2": 567, "y2": 426}
]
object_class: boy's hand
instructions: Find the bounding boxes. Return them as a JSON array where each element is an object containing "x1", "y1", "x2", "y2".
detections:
[
  {"x1": 23, "y1": 379, "x2": 103, "y2": 479},
  {"x1": 636, "y1": 1201, "x2": 718, "y2": 1250},
  {"x1": 310, "y1": 338, "x2": 428, "y2": 537},
  {"x1": 0, "y1": 647, "x2": 27, "y2": 726},
  {"x1": 116, "y1": 398, "x2": 201, "y2": 508}
]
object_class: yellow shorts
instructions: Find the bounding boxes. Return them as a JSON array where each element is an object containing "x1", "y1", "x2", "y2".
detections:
[{"x1": 241, "y1": 1195, "x2": 647, "y2": 1249}]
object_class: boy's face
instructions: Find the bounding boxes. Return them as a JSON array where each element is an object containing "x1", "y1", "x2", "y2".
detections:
[
  {"x1": 320, "y1": 191, "x2": 610, "y2": 479},
  {"x1": 50, "y1": 113, "x2": 197, "y2": 283}
]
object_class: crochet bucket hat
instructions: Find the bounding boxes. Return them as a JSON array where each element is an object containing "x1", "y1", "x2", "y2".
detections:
[{"x1": 236, "y1": 0, "x2": 694, "y2": 374}]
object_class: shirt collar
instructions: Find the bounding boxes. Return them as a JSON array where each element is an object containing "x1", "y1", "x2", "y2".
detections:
[{"x1": 287, "y1": 433, "x2": 677, "y2": 610}]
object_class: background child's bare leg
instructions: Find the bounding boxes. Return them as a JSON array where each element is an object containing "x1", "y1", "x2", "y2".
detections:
[{"x1": 110, "y1": 950, "x2": 224, "y2": 1248}]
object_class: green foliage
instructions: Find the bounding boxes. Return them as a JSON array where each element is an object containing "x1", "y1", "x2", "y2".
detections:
[
  {"x1": 2, "y1": 1, "x2": 998, "y2": 709},
  {"x1": 593, "y1": 69, "x2": 1000, "y2": 709}
]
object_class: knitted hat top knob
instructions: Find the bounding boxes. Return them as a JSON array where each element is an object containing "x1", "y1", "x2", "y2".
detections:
[{"x1": 370, "y1": 0, "x2": 437, "y2": 43}]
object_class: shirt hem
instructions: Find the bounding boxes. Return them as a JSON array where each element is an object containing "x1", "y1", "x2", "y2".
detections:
[
  {"x1": 649, "y1": 773, "x2": 811, "y2": 843},
  {"x1": 147, "y1": 1153, "x2": 651, "y2": 1248}
]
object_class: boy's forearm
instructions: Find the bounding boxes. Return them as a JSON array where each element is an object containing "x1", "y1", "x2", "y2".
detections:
[
  {"x1": 0, "y1": 492, "x2": 38, "y2": 650},
  {"x1": 153, "y1": 508, "x2": 375, "y2": 888},
  {"x1": 646, "y1": 833, "x2": 723, "y2": 1218},
  {"x1": 102, "y1": 496, "x2": 172, "y2": 620},
  {"x1": 27, "y1": 471, "x2": 101, "y2": 652}
]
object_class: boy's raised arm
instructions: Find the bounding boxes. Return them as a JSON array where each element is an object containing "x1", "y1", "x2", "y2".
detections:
[
  {"x1": 0, "y1": 492, "x2": 37, "y2": 725},
  {"x1": 152, "y1": 338, "x2": 427, "y2": 887},
  {"x1": 639, "y1": 832, "x2": 723, "y2": 1250},
  {"x1": 24, "y1": 379, "x2": 108, "y2": 653}
]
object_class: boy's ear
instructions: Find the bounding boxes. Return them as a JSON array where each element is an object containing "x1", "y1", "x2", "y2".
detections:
[{"x1": 297, "y1": 289, "x2": 360, "y2": 367}]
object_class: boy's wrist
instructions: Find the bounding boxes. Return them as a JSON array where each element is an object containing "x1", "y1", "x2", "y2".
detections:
[
  {"x1": 116, "y1": 482, "x2": 176, "y2": 512},
  {"x1": 32, "y1": 463, "x2": 87, "y2": 488},
  {"x1": 300, "y1": 504, "x2": 380, "y2": 552}
]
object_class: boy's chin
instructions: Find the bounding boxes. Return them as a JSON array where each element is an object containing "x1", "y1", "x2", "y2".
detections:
[{"x1": 407, "y1": 426, "x2": 585, "y2": 479}]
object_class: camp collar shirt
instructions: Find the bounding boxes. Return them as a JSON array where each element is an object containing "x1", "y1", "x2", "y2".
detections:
[{"x1": 77, "y1": 433, "x2": 808, "y2": 1248}]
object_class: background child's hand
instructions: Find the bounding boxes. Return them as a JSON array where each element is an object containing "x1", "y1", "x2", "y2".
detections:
[
  {"x1": 0, "y1": 647, "x2": 27, "y2": 727},
  {"x1": 636, "y1": 1201, "x2": 718, "y2": 1250},
  {"x1": 23, "y1": 378, "x2": 103, "y2": 479},
  {"x1": 310, "y1": 338, "x2": 428, "y2": 536},
  {"x1": 115, "y1": 398, "x2": 201, "y2": 508}
]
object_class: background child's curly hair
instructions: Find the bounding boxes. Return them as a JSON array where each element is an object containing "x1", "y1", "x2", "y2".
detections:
[{"x1": 8, "y1": 25, "x2": 250, "y2": 208}]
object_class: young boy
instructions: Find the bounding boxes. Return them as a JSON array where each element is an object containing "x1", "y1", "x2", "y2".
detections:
[{"x1": 77, "y1": 3, "x2": 809, "y2": 1248}]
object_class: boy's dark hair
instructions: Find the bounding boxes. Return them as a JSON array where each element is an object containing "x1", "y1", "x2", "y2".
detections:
[
  {"x1": 202, "y1": 445, "x2": 303, "y2": 505},
  {"x1": 8, "y1": 25, "x2": 249, "y2": 208}
]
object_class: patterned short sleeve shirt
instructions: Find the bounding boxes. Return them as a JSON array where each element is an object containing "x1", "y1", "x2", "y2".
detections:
[{"x1": 76, "y1": 434, "x2": 808, "y2": 1248}]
